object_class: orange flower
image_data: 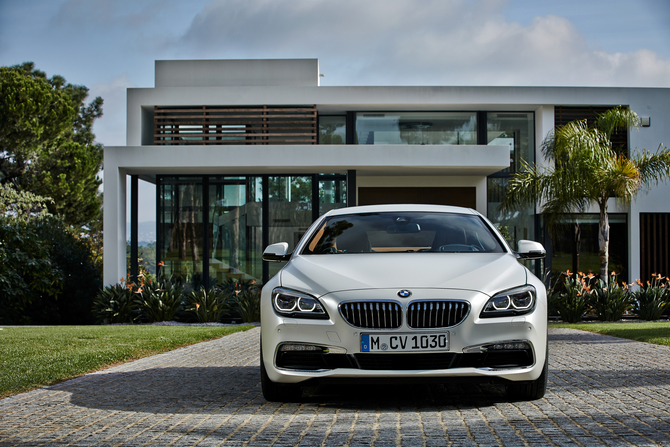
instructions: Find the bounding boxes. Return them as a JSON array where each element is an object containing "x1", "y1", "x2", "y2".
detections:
[
  {"x1": 158, "y1": 261, "x2": 165, "y2": 267},
  {"x1": 136, "y1": 288, "x2": 143, "y2": 294},
  {"x1": 565, "y1": 270, "x2": 573, "y2": 276},
  {"x1": 195, "y1": 303, "x2": 200, "y2": 311},
  {"x1": 587, "y1": 273, "x2": 595, "y2": 279}
]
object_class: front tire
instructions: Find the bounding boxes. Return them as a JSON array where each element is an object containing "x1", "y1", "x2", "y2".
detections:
[
  {"x1": 260, "y1": 346, "x2": 302, "y2": 402},
  {"x1": 505, "y1": 352, "x2": 548, "y2": 401}
]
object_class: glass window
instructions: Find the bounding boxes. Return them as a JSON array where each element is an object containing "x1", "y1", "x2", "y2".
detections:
[
  {"x1": 267, "y1": 176, "x2": 315, "y2": 278},
  {"x1": 158, "y1": 177, "x2": 204, "y2": 291},
  {"x1": 486, "y1": 112, "x2": 534, "y2": 174},
  {"x1": 208, "y1": 177, "x2": 263, "y2": 288},
  {"x1": 486, "y1": 112, "x2": 536, "y2": 258},
  {"x1": 318, "y1": 116, "x2": 346, "y2": 144},
  {"x1": 303, "y1": 212, "x2": 504, "y2": 254},
  {"x1": 549, "y1": 214, "x2": 628, "y2": 281},
  {"x1": 355, "y1": 112, "x2": 477, "y2": 145},
  {"x1": 319, "y1": 176, "x2": 347, "y2": 215}
]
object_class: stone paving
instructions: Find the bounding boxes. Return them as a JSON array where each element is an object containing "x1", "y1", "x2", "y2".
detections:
[{"x1": 1, "y1": 327, "x2": 670, "y2": 446}]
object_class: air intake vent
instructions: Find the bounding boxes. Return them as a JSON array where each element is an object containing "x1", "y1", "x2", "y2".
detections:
[
  {"x1": 407, "y1": 301, "x2": 469, "y2": 329},
  {"x1": 339, "y1": 301, "x2": 402, "y2": 329}
]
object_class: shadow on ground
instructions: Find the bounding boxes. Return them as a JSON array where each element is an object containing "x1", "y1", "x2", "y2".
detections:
[{"x1": 52, "y1": 363, "x2": 670, "y2": 415}]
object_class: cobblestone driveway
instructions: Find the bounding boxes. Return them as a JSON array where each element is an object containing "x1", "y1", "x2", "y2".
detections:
[{"x1": 1, "y1": 327, "x2": 670, "y2": 446}]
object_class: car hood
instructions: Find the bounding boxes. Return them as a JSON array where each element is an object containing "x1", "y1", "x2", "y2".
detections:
[{"x1": 279, "y1": 253, "x2": 527, "y2": 297}]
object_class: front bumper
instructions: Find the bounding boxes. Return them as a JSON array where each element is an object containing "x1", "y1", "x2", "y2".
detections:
[{"x1": 261, "y1": 287, "x2": 547, "y2": 385}]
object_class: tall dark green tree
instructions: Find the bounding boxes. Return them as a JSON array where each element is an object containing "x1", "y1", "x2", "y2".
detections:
[{"x1": 0, "y1": 62, "x2": 103, "y2": 227}]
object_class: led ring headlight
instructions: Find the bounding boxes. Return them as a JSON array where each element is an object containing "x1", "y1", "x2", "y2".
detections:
[
  {"x1": 272, "y1": 288, "x2": 329, "y2": 319},
  {"x1": 480, "y1": 285, "x2": 536, "y2": 318}
]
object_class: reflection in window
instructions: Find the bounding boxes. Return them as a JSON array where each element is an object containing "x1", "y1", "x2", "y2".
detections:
[
  {"x1": 268, "y1": 176, "x2": 314, "y2": 279},
  {"x1": 486, "y1": 112, "x2": 534, "y2": 174},
  {"x1": 355, "y1": 112, "x2": 476, "y2": 145},
  {"x1": 318, "y1": 116, "x2": 346, "y2": 144},
  {"x1": 550, "y1": 214, "x2": 628, "y2": 281},
  {"x1": 486, "y1": 112, "x2": 535, "y2": 264},
  {"x1": 159, "y1": 177, "x2": 204, "y2": 291},
  {"x1": 319, "y1": 177, "x2": 347, "y2": 215}
]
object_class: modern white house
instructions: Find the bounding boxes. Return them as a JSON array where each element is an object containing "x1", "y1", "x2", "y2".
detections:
[{"x1": 104, "y1": 58, "x2": 670, "y2": 289}]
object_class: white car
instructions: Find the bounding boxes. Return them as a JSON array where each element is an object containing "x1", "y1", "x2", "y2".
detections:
[{"x1": 260, "y1": 204, "x2": 548, "y2": 401}]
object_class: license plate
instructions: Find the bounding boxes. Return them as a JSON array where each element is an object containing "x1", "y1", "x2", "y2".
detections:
[{"x1": 361, "y1": 333, "x2": 449, "y2": 352}]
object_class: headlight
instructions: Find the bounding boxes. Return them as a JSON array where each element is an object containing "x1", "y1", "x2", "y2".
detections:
[
  {"x1": 480, "y1": 285, "x2": 536, "y2": 318},
  {"x1": 272, "y1": 288, "x2": 329, "y2": 319}
]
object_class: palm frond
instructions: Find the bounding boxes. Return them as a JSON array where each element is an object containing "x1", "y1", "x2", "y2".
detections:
[
  {"x1": 595, "y1": 106, "x2": 640, "y2": 138},
  {"x1": 635, "y1": 144, "x2": 670, "y2": 188}
]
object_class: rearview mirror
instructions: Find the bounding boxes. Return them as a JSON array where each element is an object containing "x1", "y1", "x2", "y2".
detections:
[
  {"x1": 386, "y1": 223, "x2": 421, "y2": 234},
  {"x1": 516, "y1": 240, "x2": 546, "y2": 260},
  {"x1": 262, "y1": 242, "x2": 291, "y2": 262}
]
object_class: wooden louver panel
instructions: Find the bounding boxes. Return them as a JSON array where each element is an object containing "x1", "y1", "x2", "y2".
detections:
[
  {"x1": 554, "y1": 106, "x2": 628, "y2": 155},
  {"x1": 640, "y1": 213, "x2": 670, "y2": 282},
  {"x1": 154, "y1": 105, "x2": 317, "y2": 145}
]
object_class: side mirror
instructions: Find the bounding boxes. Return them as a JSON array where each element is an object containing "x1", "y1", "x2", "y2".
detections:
[
  {"x1": 262, "y1": 242, "x2": 291, "y2": 262},
  {"x1": 516, "y1": 240, "x2": 546, "y2": 260}
]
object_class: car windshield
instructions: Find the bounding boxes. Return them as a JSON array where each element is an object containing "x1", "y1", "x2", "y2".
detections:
[{"x1": 302, "y1": 212, "x2": 505, "y2": 254}]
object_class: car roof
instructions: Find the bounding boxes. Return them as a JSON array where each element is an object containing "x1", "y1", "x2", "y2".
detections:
[{"x1": 324, "y1": 204, "x2": 480, "y2": 217}]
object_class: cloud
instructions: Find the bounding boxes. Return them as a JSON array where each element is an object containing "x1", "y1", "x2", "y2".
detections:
[
  {"x1": 89, "y1": 73, "x2": 134, "y2": 147},
  {"x1": 174, "y1": 0, "x2": 670, "y2": 87}
]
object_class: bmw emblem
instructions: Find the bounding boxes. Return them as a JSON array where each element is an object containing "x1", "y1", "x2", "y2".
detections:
[{"x1": 397, "y1": 289, "x2": 412, "y2": 298}]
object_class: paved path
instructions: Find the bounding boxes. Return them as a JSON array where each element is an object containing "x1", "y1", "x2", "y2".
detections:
[{"x1": 1, "y1": 327, "x2": 670, "y2": 446}]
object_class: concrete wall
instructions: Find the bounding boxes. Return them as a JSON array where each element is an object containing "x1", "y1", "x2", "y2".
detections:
[{"x1": 155, "y1": 59, "x2": 320, "y2": 88}]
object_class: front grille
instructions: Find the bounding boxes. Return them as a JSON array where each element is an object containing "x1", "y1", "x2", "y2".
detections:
[
  {"x1": 276, "y1": 350, "x2": 533, "y2": 372},
  {"x1": 340, "y1": 301, "x2": 402, "y2": 329},
  {"x1": 407, "y1": 301, "x2": 469, "y2": 328}
]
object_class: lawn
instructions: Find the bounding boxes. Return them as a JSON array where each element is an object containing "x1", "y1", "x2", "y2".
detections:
[
  {"x1": 551, "y1": 321, "x2": 670, "y2": 346},
  {"x1": 0, "y1": 324, "x2": 253, "y2": 398}
]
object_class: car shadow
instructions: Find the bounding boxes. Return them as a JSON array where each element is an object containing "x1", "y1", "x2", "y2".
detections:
[{"x1": 52, "y1": 363, "x2": 670, "y2": 414}]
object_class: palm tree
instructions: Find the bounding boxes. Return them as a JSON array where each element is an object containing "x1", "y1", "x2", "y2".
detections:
[{"x1": 500, "y1": 107, "x2": 670, "y2": 285}]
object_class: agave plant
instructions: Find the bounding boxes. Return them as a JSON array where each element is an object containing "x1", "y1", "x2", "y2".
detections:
[
  {"x1": 184, "y1": 287, "x2": 228, "y2": 323},
  {"x1": 588, "y1": 272, "x2": 634, "y2": 321},
  {"x1": 134, "y1": 272, "x2": 185, "y2": 323},
  {"x1": 92, "y1": 282, "x2": 138, "y2": 324},
  {"x1": 633, "y1": 274, "x2": 670, "y2": 321},
  {"x1": 549, "y1": 270, "x2": 592, "y2": 323},
  {"x1": 232, "y1": 288, "x2": 261, "y2": 323}
]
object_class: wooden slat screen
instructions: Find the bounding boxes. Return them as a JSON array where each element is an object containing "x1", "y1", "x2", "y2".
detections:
[
  {"x1": 154, "y1": 105, "x2": 317, "y2": 145},
  {"x1": 640, "y1": 213, "x2": 670, "y2": 281},
  {"x1": 554, "y1": 106, "x2": 628, "y2": 155}
]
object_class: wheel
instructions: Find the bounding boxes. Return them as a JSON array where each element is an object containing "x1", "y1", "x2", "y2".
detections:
[
  {"x1": 260, "y1": 346, "x2": 302, "y2": 402},
  {"x1": 505, "y1": 351, "x2": 548, "y2": 401}
]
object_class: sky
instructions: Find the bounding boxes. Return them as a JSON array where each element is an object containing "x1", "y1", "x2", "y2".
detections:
[{"x1": 1, "y1": 0, "x2": 670, "y2": 224}]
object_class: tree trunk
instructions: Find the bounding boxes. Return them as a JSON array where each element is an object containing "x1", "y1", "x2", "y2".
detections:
[{"x1": 598, "y1": 199, "x2": 610, "y2": 286}]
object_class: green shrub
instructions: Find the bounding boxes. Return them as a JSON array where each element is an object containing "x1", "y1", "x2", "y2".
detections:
[
  {"x1": 232, "y1": 288, "x2": 261, "y2": 323},
  {"x1": 184, "y1": 288, "x2": 228, "y2": 323},
  {"x1": 633, "y1": 274, "x2": 670, "y2": 321},
  {"x1": 92, "y1": 283, "x2": 137, "y2": 324},
  {"x1": 134, "y1": 271, "x2": 184, "y2": 323},
  {"x1": 217, "y1": 278, "x2": 261, "y2": 322},
  {"x1": 588, "y1": 272, "x2": 634, "y2": 321},
  {"x1": 549, "y1": 271, "x2": 591, "y2": 323}
]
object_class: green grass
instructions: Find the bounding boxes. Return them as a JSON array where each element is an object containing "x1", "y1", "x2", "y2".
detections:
[
  {"x1": 0, "y1": 325, "x2": 254, "y2": 398},
  {"x1": 552, "y1": 321, "x2": 670, "y2": 346}
]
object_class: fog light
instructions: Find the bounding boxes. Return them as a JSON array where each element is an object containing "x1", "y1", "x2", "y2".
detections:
[
  {"x1": 463, "y1": 340, "x2": 532, "y2": 353},
  {"x1": 279, "y1": 344, "x2": 322, "y2": 352}
]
